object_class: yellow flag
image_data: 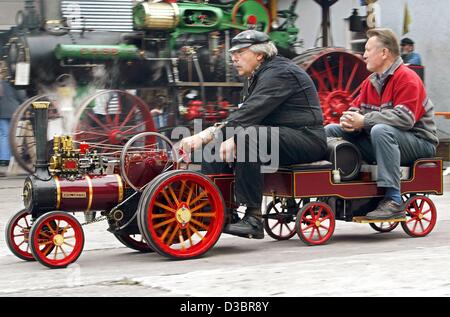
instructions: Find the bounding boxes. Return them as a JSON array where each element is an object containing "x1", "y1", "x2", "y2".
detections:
[{"x1": 403, "y1": 2, "x2": 411, "y2": 35}]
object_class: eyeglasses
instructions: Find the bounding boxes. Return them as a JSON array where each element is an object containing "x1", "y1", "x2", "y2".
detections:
[{"x1": 230, "y1": 48, "x2": 250, "y2": 58}]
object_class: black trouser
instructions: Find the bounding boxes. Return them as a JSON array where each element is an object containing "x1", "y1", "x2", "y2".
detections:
[{"x1": 201, "y1": 126, "x2": 327, "y2": 209}]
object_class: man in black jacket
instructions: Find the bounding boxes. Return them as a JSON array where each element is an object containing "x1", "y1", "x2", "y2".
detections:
[{"x1": 180, "y1": 30, "x2": 326, "y2": 238}]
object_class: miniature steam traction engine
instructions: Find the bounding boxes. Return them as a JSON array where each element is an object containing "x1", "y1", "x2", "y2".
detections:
[{"x1": 6, "y1": 100, "x2": 443, "y2": 269}]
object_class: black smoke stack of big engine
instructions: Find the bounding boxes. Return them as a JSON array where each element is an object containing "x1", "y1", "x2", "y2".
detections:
[{"x1": 32, "y1": 101, "x2": 51, "y2": 179}]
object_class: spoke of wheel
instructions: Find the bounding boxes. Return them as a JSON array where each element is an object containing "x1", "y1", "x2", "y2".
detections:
[
  {"x1": 279, "y1": 222, "x2": 283, "y2": 236},
  {"x1": 186, "y1": 226, "x2": 193, "y2": 247},
  {"x1": 273, "y1": 205, "x2": 281, "y2": 214},
  {"x1": 63, "y1": 242, "x2": 75, "y2": 248},
  {"x1": 190, "y1": 218, "x2": 209, "y2": 231},
  {"x1": 46, "y1": 222, "x2": 56, "y2": 235},
  {"x1": 192, "y1": 212, "x2": 215, "y2": 218},
  {"x1": 309, "y1": 226, "x2": 316, "y2": 240},
  {"x1": 121, "y1": 121, "x2": 147, "y2": 135},
  {"x1": 309, "y1": 67, "x2": 328, "y2": 92},
  {"x1": 24, "y1": 216, "x2": 30, "y2": 228},
  {"x1": 302, "y1": 223, "x2": 315, "y2": 232},
  {"x1": 59, "y1": 245, "x2": 68, "y2": 258},
  {"x1": 53, "y1": 245, "x2": 59, "y2": 260},
  {"x1": 283, "y1": 223, "x2": 294, "y2": 233},
  {"x1": 316, "y1": 227, "x2": 323, "y2": 240},
  {"x1": 160, "y1": 223, "x2": 174, "y2": 242},
  {"x1": 154, "y1": 201, "x2": 177, "y2": 213},
  {"x1": 412, "y1": 219, "x2": 419, "y2": 232},
  {"x1": 178, "y1": 180, "x2": 187, "y2": 201},
  {"x1": 186, "y1": 183, "x2": 195, "y2": 205},
  {"x1": 190, "y1": 200, "x2": 210, "y2": 213},
  {"x1": 17, "y1": 240, "x2": 26, "y2": 247},
  {"x1": 179, "y1": 232, "x2": 186, "y2": 250},
  {"x1": 419, "y1": 220, "x2": 425, "y2": 232},
  {"x1": 167, "y1": 185, "x2": 179, "y2": 206},
  {"x1": 345, "y1": 62, "x2": 359, "y2": 92},
  {"x1": 86, "y1": 112, "x2": 111, "y2": 133},
  {"x1": 153, "y1": 217, "x2": 176, "y2": 230},
  {"x1": 166, "y1": 226, "x2": 179, "y2": 246},
  {"x1": 152, "y1": 213, "x2": 172, "y2": 219},
  {"x1": 338, "y1": 55, "x2": 344, "y2": 90},
  {"x1": 39, "y1": 240, "x2": 53, "y2": 246},
  {"x1": 323, "y1": 57, "x2": 336, "y2": 90},
  {"x1": 189, "y1": 224, "x2": 204, "y2": 240},
  {"x1": 319, "y1": 224, "x2": 329, "y2": 231},
  {"x1": 161, "y1": 188, "x2": 176, "y2": 208},
  {"x1": 189, "y1": 190, "x2": 208, "y2": 207},
  {"x1": 270, "y1": 221, "x2": 280, "y2": 231},
  {"x1": 119, "y1": 105, "x2": 138, "y2": 129}
]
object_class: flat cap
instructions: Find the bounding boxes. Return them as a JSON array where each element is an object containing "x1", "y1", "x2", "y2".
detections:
[
  {"x1": 401, "y1": 37, "x2": 414, "y2": 45},
  {"x1": 229, "y1": 30, "x2": 270, "y2": 52}
]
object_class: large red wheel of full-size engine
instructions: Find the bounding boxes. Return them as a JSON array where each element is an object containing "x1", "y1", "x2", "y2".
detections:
[
  {"x1": 293, "y1": 48, "x2": 370, "y2": 125},
  {"x1": 295, "y1": 202, "x2": 335, "y2": 246},
  {"x1": 137, "y1": 170, "x2": 225, "y2": 260},
  {"x1": 72, "y1": 89, "x2": 156, "y2": 153},
  {"x1": 5, "y1": 209, "x2": 54, "y2": 261},
  {"x1": 401, "y1": 195, "x2": 437, "y2": 237},
  {"x1": 30, "y1": 211, "x2": 84, "y2": 269}
]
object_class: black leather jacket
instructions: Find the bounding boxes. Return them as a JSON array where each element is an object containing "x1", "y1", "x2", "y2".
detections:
[{"x1": 224, "y1": 55, "x2": 324, "y2": 129}]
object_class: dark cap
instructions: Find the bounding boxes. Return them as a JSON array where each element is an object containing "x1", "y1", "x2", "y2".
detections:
[
  {"x1": 401, "y1": 37, "x2": 414, "y2": 45},
  {"x1": 229, "y1": 30, "x2": 270, "y2": 52}
]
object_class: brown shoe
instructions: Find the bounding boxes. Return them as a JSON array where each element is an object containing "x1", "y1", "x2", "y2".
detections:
[{"x1": 366, "y1": 199, "x2": 405, "y2": 220}]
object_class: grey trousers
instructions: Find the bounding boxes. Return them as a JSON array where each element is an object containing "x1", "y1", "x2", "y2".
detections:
[{"x1": 325, "y1": 123, "x2": 436, "y2": 190}]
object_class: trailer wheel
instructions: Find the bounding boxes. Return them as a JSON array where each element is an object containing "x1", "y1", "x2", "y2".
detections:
[
  {"x1": 296, "y1": 202, "x2": 335, "y2": 246},
  {"x1": 137, "y1": 170, "x2": 224, "y2": 259},
  {"x1": 30, "y1": 212, "x2": 84, "y2": 269},
  {"x1": 263, "y1": 198, "x2": 299, "y2": 241},
  {"x1": 401, "y1": 195, "x2": 437, "y2": 237},
  {"x1": 369, "y1": 222, "x2": 399, "y2": 233}
]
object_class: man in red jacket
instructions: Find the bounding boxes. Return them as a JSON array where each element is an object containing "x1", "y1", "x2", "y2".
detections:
[{"x1": 326, "y1": 28, "x2": 438, "y2": 220}]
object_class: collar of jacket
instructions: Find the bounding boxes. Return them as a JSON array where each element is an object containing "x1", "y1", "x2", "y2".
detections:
[{"x1": 369, "y1": 56, "x2": 403, "y2": 92}]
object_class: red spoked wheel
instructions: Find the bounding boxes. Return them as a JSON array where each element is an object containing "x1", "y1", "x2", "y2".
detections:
[
  {"x1": 369, "y1": 222, "x2": 399, "y2": 233},
  {"x1": 30, "y1": 212, "x2": 85, "y2": 269},
  {"x1": 401, "y1": 196, "x2": 437, "y2": 237},
  {"x1": 113, "y1": 233, "x2": 154, "y2": 253},
  {"x1": 137, "y1": 170, "x2": 225, "y2": 259},
  {"x1": 263, "y1": 198, "x2": 299, "y2": 240},
  {"x1": 73, "y1": 90, "x2": 156, "y2": 153},
  {"x1": 296, "y1": 202, "x2": 335, "y2": 246},
  {"x1": 293, "y1": 48, "x2": 370, "y2": 125},
  {"x1": 5, "y1": 209, "x2": 54, "y2": 261}
]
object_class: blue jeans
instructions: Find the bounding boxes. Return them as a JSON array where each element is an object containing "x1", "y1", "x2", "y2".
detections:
[
  {"x1": 0, "y1": 119, "x2": 11, "y2": 161},
  {"x1": 325, "y1": 123, "x2": 436, "y2": 190}
]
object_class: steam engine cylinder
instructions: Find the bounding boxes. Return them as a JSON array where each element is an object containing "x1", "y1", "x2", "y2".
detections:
[
  {"x1": 133, "y1": 2, "x2": 180, "y2": 30},
  {"x1": 23, "y1": 174, "x2": 124, "y2": 215}
]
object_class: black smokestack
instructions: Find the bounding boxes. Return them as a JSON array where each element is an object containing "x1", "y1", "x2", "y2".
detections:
[{"x1": 32, "y1": 101, "x2": 51, "y2": 178}]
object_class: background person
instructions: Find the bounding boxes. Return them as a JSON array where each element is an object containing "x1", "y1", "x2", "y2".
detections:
[{"x1": 400, "y1": 37, "x2": 422, "y2": 65}]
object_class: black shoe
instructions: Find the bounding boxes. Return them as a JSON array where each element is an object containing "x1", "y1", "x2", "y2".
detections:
[
  {"x1": 223, "y1": 215, "x2": 264, "y2": 239},
  {"x1": 366, "y1": 199, "x2": 405, "y2": 220}
]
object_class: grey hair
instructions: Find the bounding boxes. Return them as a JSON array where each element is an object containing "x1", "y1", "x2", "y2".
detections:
[{"x1": 249, "y1": 41, "x2": 278, "y2": 59}]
